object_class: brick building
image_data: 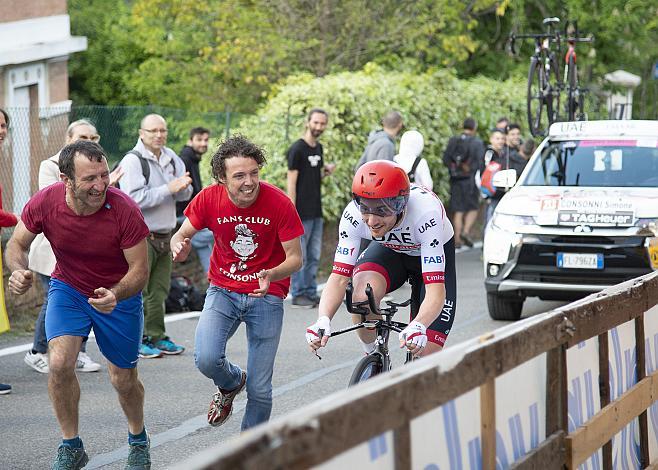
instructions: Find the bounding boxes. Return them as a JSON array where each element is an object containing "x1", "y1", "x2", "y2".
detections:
[{"x1": 0, "y1": 0, "x2": 86, "y2": 216}]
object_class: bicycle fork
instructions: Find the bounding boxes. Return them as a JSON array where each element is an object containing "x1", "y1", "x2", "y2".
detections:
[{"x1": 374, "y1": 328, "x2": 393, "y2": 372}]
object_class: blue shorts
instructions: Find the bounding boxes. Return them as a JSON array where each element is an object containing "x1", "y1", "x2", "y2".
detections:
[{"x1": 45, "y1": 279, "x2": 144, "y2": 369}]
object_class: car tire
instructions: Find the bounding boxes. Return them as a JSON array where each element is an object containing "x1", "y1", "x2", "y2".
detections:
[{"x1": 487, "y1": 293, "x2": 524, "y2": 321}]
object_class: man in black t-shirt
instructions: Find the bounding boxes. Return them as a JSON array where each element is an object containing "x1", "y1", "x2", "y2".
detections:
[
  {"x1": 177, "y1": 127, "x2": 213, "y2": 272},
  {"x1": 286, "y1": 108, "x2": 335, "y2": 308}
]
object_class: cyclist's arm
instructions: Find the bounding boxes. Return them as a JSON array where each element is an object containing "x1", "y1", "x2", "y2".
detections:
[
  {"x1": 415, "y1": 282, "x2": 446, "y2": 327},
  {"x1": 317, "y1": 272, "x2": 350, "y2": 320},
  {"x1": 315, "y1": 202, "x2": 365, "y2": 320},
  {"x1": 413, "y1": 194, "x2": 451, "y2": 327}
]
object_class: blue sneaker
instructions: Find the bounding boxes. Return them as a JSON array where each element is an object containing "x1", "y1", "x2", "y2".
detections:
[
  {"x1": 138, "y1": 342, "x2": 163, "y2": 359},
  {"x1": 126, "y1": 437, "x2": 151, "y2": 469},
  {"x1": 153, "y1": 336, "x2": 185, "y2": 355},
  {"x1": 51, "y1": 444, "x2": 88, "y2": 470},
  {"x1": 0, "y1": 383, "x2": 11, "y2": 395}
]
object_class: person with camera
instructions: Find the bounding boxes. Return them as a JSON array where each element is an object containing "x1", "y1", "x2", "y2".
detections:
[{"x1": 442, "y1": 118, "x2": 485, "y2": 248}]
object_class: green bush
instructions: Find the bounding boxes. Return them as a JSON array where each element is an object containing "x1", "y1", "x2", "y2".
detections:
[{"x1": 228, "y1": 64, "x2": 525, "y2": 221}]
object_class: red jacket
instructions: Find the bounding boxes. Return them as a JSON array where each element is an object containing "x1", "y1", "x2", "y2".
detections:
[{"x1": 0, "y1": 184, "x2": 18, "y2": 228}]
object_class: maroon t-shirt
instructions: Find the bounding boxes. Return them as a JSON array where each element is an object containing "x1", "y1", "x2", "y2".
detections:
[
  {"x1": 22, "y1": 183, "x2": 149, "y2": 297},
  {"x1": 184, "y1": 182, "x2": 304, "y2": 298}
]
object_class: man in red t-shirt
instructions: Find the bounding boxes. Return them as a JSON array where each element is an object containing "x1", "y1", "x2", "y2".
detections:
[
  {"x1": 4, "y1": 140, "x2": 152, "y2": 469},
  {"x1": 171, "y1": 135, "x2": 303, "y2": 430}
]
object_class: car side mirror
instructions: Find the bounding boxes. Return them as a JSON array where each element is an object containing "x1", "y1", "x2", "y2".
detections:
[{"x1": 493, "y1": 169, "x2": 517, "y2": 189}]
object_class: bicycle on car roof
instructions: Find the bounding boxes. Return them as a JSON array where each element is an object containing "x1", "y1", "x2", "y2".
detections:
[{"x1": 509, "y1": 17, "x2": 594, "y2": 137}]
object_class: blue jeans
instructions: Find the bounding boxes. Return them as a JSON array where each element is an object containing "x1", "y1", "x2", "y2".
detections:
[
  {"x1": 191, "y1": 228, "x2": 214, "y2": 274},
  {"x1": 194, "y1": 285, "x2": 284, "y2": 430},
  {"x1": 290, "y1": 217, "x2": 323, "y2": 298},
  {"x1": 32, "y1": 274, "x2": 86, "y2": 354}
]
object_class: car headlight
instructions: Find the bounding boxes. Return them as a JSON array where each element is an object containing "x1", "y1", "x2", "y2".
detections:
[{"x1": 490, "y1": 213, "x2": 536, "y2": 233}]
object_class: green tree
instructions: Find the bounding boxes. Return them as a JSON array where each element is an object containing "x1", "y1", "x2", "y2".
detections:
[
  {"x1": 68, "y1": 0, "x2": 145, "y2": 105},
  {"x1": 123, "y1": 0, "x2": 292, "y2": 113}
]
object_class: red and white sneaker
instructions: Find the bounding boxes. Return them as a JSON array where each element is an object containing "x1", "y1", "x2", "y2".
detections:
[{"x1": 207, "y1": 371, "x2": 247, "y2": 427}]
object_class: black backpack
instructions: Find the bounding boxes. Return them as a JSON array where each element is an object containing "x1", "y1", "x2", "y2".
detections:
[
  {"x1": 112, "y1": 150, "x2": 177, "y2": 189},
  {"x1": 445, "y1": 136, "x2": 472, "y2": 179},
  {"x1": 407, "y1": 157, "x2": 422, "y2": 183},
  {"x1": 165, "y1": 276, "x2": 205, "y2": 313},
  {"x1": 112, "y1": 151, "x2": 148, "y2": 190}
]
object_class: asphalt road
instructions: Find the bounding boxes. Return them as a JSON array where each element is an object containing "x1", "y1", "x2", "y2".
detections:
[{"x1": 0, "y1": 246, "x2": 566, "y2": 469}]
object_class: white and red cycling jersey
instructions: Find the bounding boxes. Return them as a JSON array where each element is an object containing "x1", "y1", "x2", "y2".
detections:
[{"x1": 332, "y1": 185, "x2": 454, "y2": 284}]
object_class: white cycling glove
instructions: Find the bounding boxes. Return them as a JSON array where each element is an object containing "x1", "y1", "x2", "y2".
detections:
[
  {"x1": 399, "y1": 320, "x2": 428, "y2": 350},
  {"x1": 306, "y1": 316, "x2": 331, "y2": 346}
]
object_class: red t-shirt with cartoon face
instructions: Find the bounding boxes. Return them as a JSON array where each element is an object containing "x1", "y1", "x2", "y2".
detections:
[
  {"x1": 184, "y1": 182, "x2": 304, "y2": 298},
  {"x1": 21, "y1": 183, "x2": 149, "y2": 297}
]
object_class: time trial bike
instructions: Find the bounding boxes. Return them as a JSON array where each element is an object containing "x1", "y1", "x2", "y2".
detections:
[{"x1": 318, "y1": 282, "x2": 414, "y2": 386}]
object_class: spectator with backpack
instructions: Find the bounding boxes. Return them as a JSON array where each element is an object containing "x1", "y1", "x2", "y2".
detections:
[
  {"x1": 118, "y1": 114, "x2": 192, "y2": 359},
  {"x1": 442, "y1": 118, "x2": 485, "y2": 248},
  {"x1": 394, "y1": 130, "x2": 433, "y2": 189}
]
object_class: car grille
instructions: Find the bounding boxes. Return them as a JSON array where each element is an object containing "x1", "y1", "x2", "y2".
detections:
[{"x1": 508, "y1": 235, "x2": 651, "y2": 285}]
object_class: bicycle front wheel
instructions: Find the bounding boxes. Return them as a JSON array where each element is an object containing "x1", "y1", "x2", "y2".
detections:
[{"x1": 348, "y1": 354, "x2": 384, "y2": 386}]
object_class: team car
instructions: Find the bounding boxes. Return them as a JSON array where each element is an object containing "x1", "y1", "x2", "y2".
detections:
[{"x1": 483, "y1": 120, "x2": 658, "y2": 320}]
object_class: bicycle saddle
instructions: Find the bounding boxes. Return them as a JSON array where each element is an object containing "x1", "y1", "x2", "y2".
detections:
[{"x1": 543, "y1": 17, "x2": 560, "y2": 26}]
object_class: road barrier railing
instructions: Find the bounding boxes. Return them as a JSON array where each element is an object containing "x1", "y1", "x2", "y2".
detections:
[{"x1": 176, "y1": 271, "x2": 658, "y2": 470}]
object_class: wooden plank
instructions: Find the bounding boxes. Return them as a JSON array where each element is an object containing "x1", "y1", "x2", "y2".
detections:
[
  {"x1": 598, "y1": 332, "x2": 612, "y2": 470},
  {"x1": 393, "y1": 423, "x2": 411, "y2": 470},
  {"x1": 510, "y1": 431, "x2": 565, "y2": 470},
  {"x1": 636, "y1": 316, "x2": 650, "y2": 468},
  {"x1": 480, "y1": 379, "x2": 496, "y2": 470},
  {"x1": 566, "y1": 371, "x2": 658, "y2": 468}
]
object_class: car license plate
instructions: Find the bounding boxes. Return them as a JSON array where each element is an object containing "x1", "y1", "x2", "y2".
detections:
[{"x1": 557, "y1": 252, "x2": 604, "y2": 269}]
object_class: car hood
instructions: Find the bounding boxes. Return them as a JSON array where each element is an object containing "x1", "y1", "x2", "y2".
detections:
[{"x1": 496, "y1": 186, "x2": 658, "y2": 226}]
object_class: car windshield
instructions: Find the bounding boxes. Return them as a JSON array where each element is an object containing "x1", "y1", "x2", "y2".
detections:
[{"x1": 523, "y1": 139, "x2": 658, "y2": 187}]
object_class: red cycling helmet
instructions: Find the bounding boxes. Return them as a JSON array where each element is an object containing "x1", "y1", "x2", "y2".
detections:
[{"x1": 352, "y1": 160, "x2": 410, "y2": 216}]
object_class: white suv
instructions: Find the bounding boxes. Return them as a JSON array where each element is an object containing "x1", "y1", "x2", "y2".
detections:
[{"x1": 483, "y1": 120, "x2": 658, "y2": 320}]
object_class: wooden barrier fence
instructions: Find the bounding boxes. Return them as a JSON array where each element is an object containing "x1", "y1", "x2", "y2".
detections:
[{"x1": 175, "y1": 271, "x2": 658, "y2": 469}]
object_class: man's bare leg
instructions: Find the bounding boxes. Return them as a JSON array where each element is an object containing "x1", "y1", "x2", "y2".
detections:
[
  {"x1": 452, "y1": 211, "x2": 464, "y2": 245},
  {"x1": 48, "y1": 336, "x2": 84, "y2": 438},
  {"x1": 351, "y1": 271, "x2": 387, "y2": 345},
  {"x1": 107, "y1": 363, "x2": 145, "y2": 434},
  {"x1": 462, "y1": 209, "x2": 479, "y2": 239}
]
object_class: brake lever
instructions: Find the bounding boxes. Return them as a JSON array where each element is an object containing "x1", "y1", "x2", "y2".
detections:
[{"x1": 314, "y1": 328, "x2": 324, "y2": 360}]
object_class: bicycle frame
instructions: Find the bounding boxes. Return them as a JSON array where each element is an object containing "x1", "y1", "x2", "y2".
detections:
[{"x1": 326, "y1": 283, "x2": 412, "y2": 381}]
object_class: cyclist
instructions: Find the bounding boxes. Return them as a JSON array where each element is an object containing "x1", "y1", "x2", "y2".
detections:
[{"x1": 305, "y1": 160, "x2": 456, "y2": 357}]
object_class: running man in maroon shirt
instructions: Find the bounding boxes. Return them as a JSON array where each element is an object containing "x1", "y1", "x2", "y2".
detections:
[{"x1": 4, "y1": 140, "x2": 152, "y2": 469}]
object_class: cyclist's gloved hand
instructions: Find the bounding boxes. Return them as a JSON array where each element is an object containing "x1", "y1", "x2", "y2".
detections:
[
  {"x1": 399, "y1": 320, "x2": 427, "y2": 356},
  {"x1": 306, "y1": 316, "x2": 331, "y2": 351}
]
